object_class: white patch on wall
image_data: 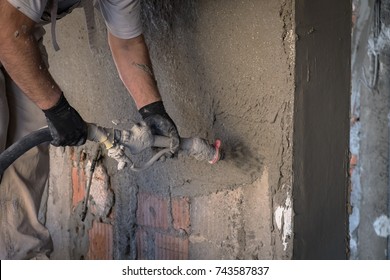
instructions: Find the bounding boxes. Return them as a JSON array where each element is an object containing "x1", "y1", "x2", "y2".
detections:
[
  {"x1": 373, "y1": 215, "x2": 390, "y2": 238},
  {"x1": 274, "y1": 192, "x2": 293, "y2": 251},
  {"x1": 86, "y1": 162, "x2": 114, "y2": 219}
]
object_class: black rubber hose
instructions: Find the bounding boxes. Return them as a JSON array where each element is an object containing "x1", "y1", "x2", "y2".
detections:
[{"x1": 0, "y1": 127, "x2": 52, "y2": 178}]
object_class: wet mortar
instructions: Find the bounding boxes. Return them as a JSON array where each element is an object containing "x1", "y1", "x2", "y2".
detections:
[{"x1": 44, "y1": 0, "x2": 294, "y2": 259}]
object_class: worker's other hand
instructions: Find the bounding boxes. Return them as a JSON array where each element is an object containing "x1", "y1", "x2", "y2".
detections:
[
  {"x1": 139, "y1": 101, "x2": 180, "y2": 154},
  {"x1": 43, "y1": 93, "x2": 88, "y2": 146},
  {"x1": 114, "y1": 122, "x2": 154, "y2": 154}
]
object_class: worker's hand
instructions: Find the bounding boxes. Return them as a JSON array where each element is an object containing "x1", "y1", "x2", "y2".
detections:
[
  {"x1": 114, "y1": 122, "x2": 154, "y2": 154},
  {"x1": 43, "y1": 93, "x2": 88, "y2": 146},
  {"x1": 139, "y1": 101, "x2": 180, "y2": 154}
]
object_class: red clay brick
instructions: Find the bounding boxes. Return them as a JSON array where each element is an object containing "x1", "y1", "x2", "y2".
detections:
[
  {"x1": 86, "y1": 221, "x2": 113, "y2": 260},
  {"x1": 350, "y1": 154, "x2": 358, "y2": 166},
  {"x1": 155, "y1": 232, "x2": 189, "y2": 260},
  {"x1": 71, "y1": 166, "x2": 86, "y2": 208},
  {"x1": 172, "y1": 197, "x2": 190, "y2": 232},
  {"x1": 137, "y1": 192, "x2": 169, "y2": 230},
  {"x1": 350, "y1": 154, "x2": 358, "y2": 176}
]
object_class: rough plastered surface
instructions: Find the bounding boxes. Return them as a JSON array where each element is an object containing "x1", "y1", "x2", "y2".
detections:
[{"x1": 44, "y1": 0, "x2": 294, "y2": 259}]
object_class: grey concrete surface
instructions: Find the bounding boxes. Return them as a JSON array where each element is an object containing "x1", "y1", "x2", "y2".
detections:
[
  {"x1": 44, "y1": 0, "x2": 295, "y2": 259},
  {"x1": 293, "y1": 0, "x2": 351, "y2": 259},
  {"x1": 350, "y1": 0, "x2": 390, "y2": 259},
  {"x1": 42, "y1": 0, "x2": 352, "y2": 260}
]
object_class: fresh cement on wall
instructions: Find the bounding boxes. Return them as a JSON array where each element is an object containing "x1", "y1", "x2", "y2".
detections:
[
  {"x1": 140, "y1": 0, "x2": 295, "y2": 259},
  {"x1": 293, "y1": 0, "x2": 351, "y2": 259},
  {"x1": 43, "y1": 0, "x2": 295, "y2": 260}
]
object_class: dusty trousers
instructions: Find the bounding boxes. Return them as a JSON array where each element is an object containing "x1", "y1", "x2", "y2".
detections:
[{"x1": 0, "y1": 31, "x2": 53, "y2": 259}]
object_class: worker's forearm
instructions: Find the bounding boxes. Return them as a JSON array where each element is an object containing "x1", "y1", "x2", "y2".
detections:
[
  {"x1": 108, "y1": 33, "x2": 161, "y2": 109},
  {"x1": 0, "y1": 1, "x2": 61, "y2": 110}
]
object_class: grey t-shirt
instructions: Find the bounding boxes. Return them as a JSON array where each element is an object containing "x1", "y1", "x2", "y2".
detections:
[{"x1": 7, "y1": 0, "x2": 142, "y2": 39}]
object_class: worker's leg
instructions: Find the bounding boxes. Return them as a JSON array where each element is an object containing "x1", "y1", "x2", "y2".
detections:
[{"x1": 0, "y1": 34, "x2": 53, "y2": 260}]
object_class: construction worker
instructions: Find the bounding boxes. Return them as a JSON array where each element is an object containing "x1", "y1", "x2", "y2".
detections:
[{"x1": 0, "y1": 0, "x2": 179, "y2": 259}]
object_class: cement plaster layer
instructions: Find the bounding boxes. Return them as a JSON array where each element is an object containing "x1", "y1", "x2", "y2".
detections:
[
  {"x1": 293, "y1": 0, "x2": 351, "y2": 259},
  {"x1": 44, "y1": 0, "x2": 294, "y2": 259}
]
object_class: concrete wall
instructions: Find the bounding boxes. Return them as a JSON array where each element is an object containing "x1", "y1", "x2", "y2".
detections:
[
  {"x1": 293, "y1": 0, "x2": 351, "y2": 259},
  {"x1": 350, "y1": 0, "x2": 390, "y2": 259},
  {"x1": 43, "y1": 0, "x2": 351, "y2": 260},
  {"x1": 44, "y1": 0, "x2": 295, "y2": 260}
]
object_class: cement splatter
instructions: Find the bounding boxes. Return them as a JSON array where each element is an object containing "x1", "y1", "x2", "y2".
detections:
[
  {"x1": 373, "y1": 215, "x2": 390, "y2": 238},
  {"x1": 274, "y1": 192, "x2": 292, "y2": 251},
  {"x1": 221, "y1": 140, "x2": 264, "y2": 178},
  {"x1": 86, "y1": 162, "x2": 114, "y2": 220}
]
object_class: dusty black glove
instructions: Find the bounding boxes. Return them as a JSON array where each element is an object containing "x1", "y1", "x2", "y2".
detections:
[
  {"x1": 43, "y1": 93, "x2": 88, "y2": 147},
  {"x1": 139, "y1": 101, "x2": 180, "y2": 154}
]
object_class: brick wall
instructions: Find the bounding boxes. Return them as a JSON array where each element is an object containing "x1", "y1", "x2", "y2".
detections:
[
  {"x1": 70, "y1": 148, "x2": 114, "y2": 260},
  {"x1": 136, "y1": 192, "x2": 190, "y2": 260}
]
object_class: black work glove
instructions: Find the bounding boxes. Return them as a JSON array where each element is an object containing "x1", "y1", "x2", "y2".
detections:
[
  {"x1": 43, "y1": 93, "x2": 88, "y2": 146},
  {"x1": 139, "y1": 101, "x2": 180, "y2": 154}
]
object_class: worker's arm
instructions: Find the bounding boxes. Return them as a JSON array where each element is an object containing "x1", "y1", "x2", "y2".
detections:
[
  {"x1": 108, "y1": 33, "x2": 160, "y2": 109},
  {"x1": 108, "y1": 33, "x2": 180, "y2": 153},
  {"x1": 0, "y1": 0, "x2": 61, "y2": 109},
  {"x1": 0, "y1": 0, "x2": 87, "y2": 146}
]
